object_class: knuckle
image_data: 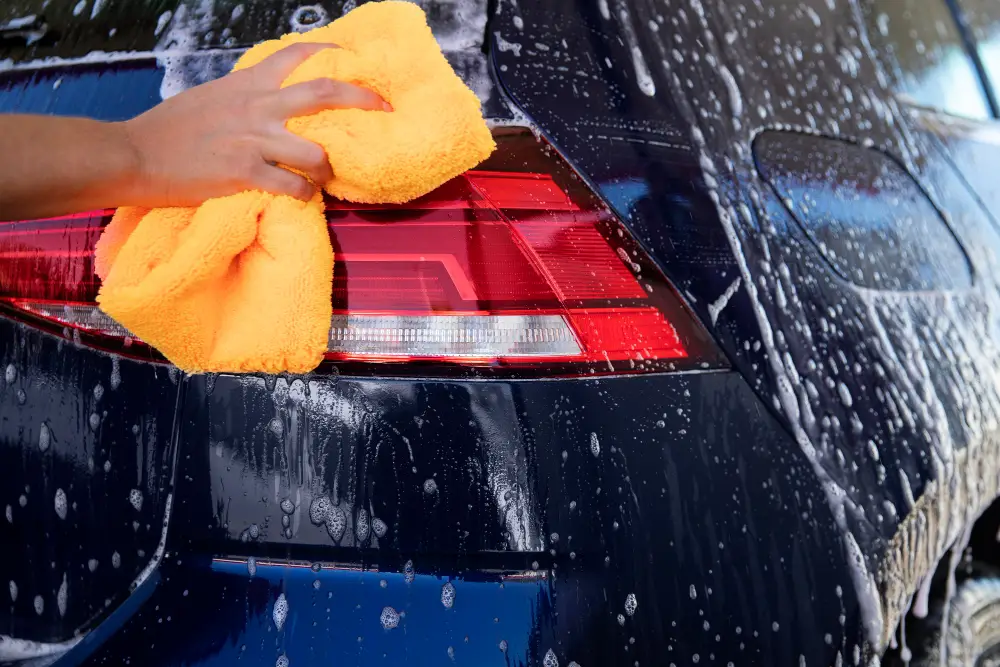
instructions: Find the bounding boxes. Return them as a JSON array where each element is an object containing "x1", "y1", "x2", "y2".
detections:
[
  {"x1": 286, "y1": 42, "x2": 317, "y2": 58},
  {"x1": 310, "y1": 78, "x2": 341, "y2": 100},
  {"x1": 304, "y1": 145, "x2": 327, "y2": 168},
  {"x1": 249, "y1": 162, "x2": 274, "y2": 185}
]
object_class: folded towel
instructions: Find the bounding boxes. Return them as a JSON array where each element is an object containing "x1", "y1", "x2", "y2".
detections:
[{"x1": 95, "y1": 1, "x2": 496, "y2": 374}]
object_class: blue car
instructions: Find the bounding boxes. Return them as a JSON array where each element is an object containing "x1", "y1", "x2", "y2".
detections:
[{"x1": 4, "y1": 0, "x2": 1000, "y2": 665}]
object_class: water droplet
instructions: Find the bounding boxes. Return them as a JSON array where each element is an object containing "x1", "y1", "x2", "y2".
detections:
[
  {"x1": 543, "y1": 649, "x2": 559, "y2": 667},
  {"x1": 4, "y1": 506, "x2": 10, "y2": 523},
  {"x1": 404, "y1": 560, "x2": 415, "y2": 584},
  {"x1": 380, "y1": 606, "x2": 400, "y2": 629},
  {"x1": 423, "y1": 478, "x2": 438, "y2": 494},
  {"x1": 129, "y1": 489, "x2": 143, "y2": 512},
  {"x1": 379, "y1": 579, "x2": 387, "y2": 588},
  {"x1": 290, "y1": 4, "x2": 329, "y2": 31},
  {"x1": 590, "y1": 432, "x2": 600, "y2": 457},
  {"x1": 356, "y1": 509, "x2": 370, "y2": 543},
  {"x1": 93, "y1": 384, "x2": 104, "y2": 402},
  {"x1": 103, "y1": 460, "x2": 111, "y2": 473},
  {"x1": 33, "y1": 595, "x2": 43, "y2": 615},
  {"x1": 280, "y1": 498, "x2": 294, "y2": 514},
  {"x1": 624, "y1": 593, "x2": 637, "y2": 616},
  {"x1": 38, "y1": 423, "x2": 50, "y2": 452},
  {"x1": 110, "y1": 358, "x2": 121, "y2": 390},
  {"x1": 326, "y1": 507, "x2": 346, "y2": 541},
  {"x1": 9, "y1": 581, "x2": 16, "y2": 602},
  {"x1": 56, "y1": 574, "x2": 67, "y2": 617},
  {"x1": 273, "y1": 593, "x2": 288, "y2": 631},
  {"x1": 268, "y1": 417, "x2": 283, "y2": 438},
  {"x1": 372, "y1": 517, "x2": 388, "y2": 538},
  {"x1": 441, "y1": 581, "x2": 456, "y2": 609},
  {"x1": 837, "y1": 382, "x2": 853, "y2": 408},
  {"x1": 18, "y1": 495, "x2": 26, "y2": 508},
  {"x1": 89, "y1": 413, "x2": 101, "y2": 431},
  {"x1": 248, "y1": 523, "x2": 260, "y2": 539},
  {"x1": 4, "y1": 364, "x2": 16, "y2": 384},
  {"x1": 499, "y1": 639, "x2": 508, "y2": 652},
  {"x1": 309, "y1": 497, "x2": 331, "y2": 525},
  {"x1": 112, "y1": 551, "x2": 121, "y2": 569},
  {"x1": 550, "y1": 532, "x2": 560, "y2": 544},
  {"x1": 247, "y1": 557, "x2": 256, "y2": 577},
  {"x1": 689, "y1": 584, "x2": 697, "y2": 600},
  {"x1": 88, "y1": 559, "x2": 98, "y2": 572},
  {"x1": 54, "y1": 489, "x2": 67, "y2": 520},
  {"x1": 617, "y1": 613, "x2": 626, "y2": 626},
  {"x1": 276, "y1": 656, "x2": 289, "y2": 667}
]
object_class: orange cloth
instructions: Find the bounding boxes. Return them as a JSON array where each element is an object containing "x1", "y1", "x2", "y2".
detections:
[{"x1": 95, "y1": 1, "x2": 496, "y2": 374}]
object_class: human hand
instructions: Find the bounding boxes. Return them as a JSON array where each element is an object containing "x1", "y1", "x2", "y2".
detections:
[{"x1": 120, "y1": 42, "x2": 388, "y2": 206}]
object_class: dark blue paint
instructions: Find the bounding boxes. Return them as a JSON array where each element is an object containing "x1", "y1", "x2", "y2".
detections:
[
  {"x1": 2, "y1": 0, "x2": 1000, "y2": 663},
  {"x1": 0, "y1": 317, "x2": 177, "y2": 644},
  {"x1": 72, "y1": 558, "x2": 548, "y2": 667},
  {"x1": 754, "y1": 131, "x2": 974, "y2": 291},
  {"x1": 0, "y1": 63, "x2": 163, "y2": 121}
]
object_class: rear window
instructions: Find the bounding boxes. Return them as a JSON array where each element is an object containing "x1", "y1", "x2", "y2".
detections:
[
  {"x1": 864, "y1": 0, "x2": 991, "y2": 119},
  {"x1": 1, "y1": 0, "x2": 496, "y2": 114},
  {"x1": 955, "y1": 0, "x2": 1000, "y2": 106},
  {"x1": 0, "y1": 0, "x2": 487, "y2": 62}
]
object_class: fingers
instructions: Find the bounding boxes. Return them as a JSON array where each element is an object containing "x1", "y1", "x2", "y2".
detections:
[
  {"x1": 261, "y1": 131, "x2": 333, "y2": 185},
  {"x1": 271, "y1": 78, "x2": 390, "y2": 118},
  {"x1": 250, "y1": 42, "x2": 341, "y2": 86},
  {"x1": 250, "y1": 163, "x2": 316, "y2": 201}
]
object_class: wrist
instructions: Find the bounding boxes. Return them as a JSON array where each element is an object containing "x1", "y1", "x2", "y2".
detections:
[{"x1": 110, "y1": 118, "x2": 149, "y2": 207}]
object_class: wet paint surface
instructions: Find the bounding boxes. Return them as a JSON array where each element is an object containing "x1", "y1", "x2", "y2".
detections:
[
  {"x1": 67, "y1": 558, "x2": 551, "y2": 666},
  {"x1": 147, "y1": 371, "x2": 858, "y2": 665},
  {"x1": 0, "y1": 317, "x2": 178, "y2": 643},
  {"x1": 490, "y1": 0, "x2": 1000, "y2": 658},
  {"x1": 4, "y1": 0, "x2": 1000, "y2": 663}
]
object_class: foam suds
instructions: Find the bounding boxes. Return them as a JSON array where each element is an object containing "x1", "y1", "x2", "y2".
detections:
[
  {"x1": 707, "y1": 277, "x2": 742, "y2": 325},
  {"x1": 0, "y1": 636, "x2": 80, "y2": 662}
]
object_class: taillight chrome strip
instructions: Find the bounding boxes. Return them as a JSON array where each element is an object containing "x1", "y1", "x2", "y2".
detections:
[{"x1": 327, "y1": 313, "x2": 581, "y2": 359}]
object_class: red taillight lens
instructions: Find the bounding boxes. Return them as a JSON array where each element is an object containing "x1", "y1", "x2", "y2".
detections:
[{"x1": 0, "y1": 130, "x2": 722, "y2": 376}]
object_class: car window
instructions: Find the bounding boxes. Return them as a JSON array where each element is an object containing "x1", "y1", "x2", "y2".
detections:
[
  {"x1": 864, "y1": 0, "x2": 991, "y2": 119},
  {"x1": 955, "y1": 0, "x2": 1000, "y2": 106}
]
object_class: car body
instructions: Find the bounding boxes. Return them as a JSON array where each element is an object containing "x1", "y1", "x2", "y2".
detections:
[{"x1": 4, "y1": 0, "x2": 1000, "y2": 665}]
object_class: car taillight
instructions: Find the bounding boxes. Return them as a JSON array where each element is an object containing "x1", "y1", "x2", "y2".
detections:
[{"x1": 0, "y1": 129, "x2": 722, "y2": 376}]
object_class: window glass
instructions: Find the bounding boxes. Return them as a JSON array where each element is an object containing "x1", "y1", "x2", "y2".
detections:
[
  {"x1": 865, "y1": 0, "x2": 991, "y2": 119},
  {"x1": 957, "y1": 0, "x2": 1000, "y2": 105}
]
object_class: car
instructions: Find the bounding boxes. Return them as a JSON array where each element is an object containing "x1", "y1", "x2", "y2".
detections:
[{"x1": 4, "y1": 0, "x2": 1000, "y2": 665}]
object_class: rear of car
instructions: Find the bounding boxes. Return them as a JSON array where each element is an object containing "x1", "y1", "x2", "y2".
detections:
[{"x1": 5, "y1": 0, "x2": 1000, "y2": 665}]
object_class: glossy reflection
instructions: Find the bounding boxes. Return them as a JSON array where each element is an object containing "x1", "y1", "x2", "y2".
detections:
[{"x1": 865, "y1": 0, "x2": 991, "y2": 119}]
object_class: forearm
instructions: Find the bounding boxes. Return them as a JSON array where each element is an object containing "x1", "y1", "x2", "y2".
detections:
[{"x1": 0, "y1": 114, "x2": 140, "y2": 221}]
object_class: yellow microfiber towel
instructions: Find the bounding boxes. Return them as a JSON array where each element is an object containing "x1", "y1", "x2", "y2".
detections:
[{"x1": 95, "y1": 1, "x2": 496, "y2": 374}]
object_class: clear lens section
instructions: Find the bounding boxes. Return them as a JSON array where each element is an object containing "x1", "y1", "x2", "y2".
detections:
[
  {"x1": 328, "y1": 314, "x2": 581, "y2": 360},
  {"x1": 15, "y1": 301, "x2": 132, "y2": 337}
]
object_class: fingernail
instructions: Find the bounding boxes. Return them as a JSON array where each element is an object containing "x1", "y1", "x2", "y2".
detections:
[{"x1": 382, "y1": 101, "x2": 393, "y2": 112}]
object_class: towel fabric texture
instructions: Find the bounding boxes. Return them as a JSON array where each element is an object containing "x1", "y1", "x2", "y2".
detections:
[{"x1": 94, "y1": 0, "x2": 495, "y2": 374}]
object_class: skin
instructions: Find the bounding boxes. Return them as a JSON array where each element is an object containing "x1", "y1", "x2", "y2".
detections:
[{"x1": 0, "y1": 43, "x2": 388, "y2": 221}]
